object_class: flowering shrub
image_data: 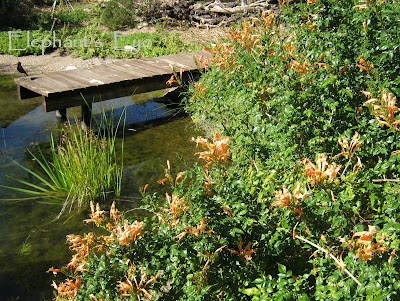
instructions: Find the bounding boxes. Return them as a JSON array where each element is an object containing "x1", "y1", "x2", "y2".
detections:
[{"x1": 51, "y1": 0, "x2": 400, "y2": 299}]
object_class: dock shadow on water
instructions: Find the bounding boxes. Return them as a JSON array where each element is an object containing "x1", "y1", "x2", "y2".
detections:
[{"x1": 0, "y1": 75, "x2": 202, "y2": 300}]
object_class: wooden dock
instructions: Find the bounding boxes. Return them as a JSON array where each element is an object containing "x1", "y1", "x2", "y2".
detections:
[{"x1": 14, "y1": 51, "x2": 210, "y2": 121}]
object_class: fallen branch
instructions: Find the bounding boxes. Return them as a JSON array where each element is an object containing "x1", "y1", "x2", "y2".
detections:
[
  {"x1": 208, "y1": 1, "x2": 269, "y2": 14},
  {"x1": 264, "y1": 112, "x2": 282, "y2": 124},
  {"x1": 295, "y1": 235, "x2": 362, "y2": 286}
]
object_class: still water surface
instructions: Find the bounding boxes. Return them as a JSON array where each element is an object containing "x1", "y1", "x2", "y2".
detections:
[{"x1": 0, "y1": 75, "x2": 201, "y2": 300}]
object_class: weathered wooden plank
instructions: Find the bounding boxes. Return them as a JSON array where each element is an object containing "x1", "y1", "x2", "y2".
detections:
[
  {"x1": 102, "y1": 64, "x2": 147, "y2": 78},
  {"x1": 39, "y1": 73, "x2": 86, "y2": 92},
  {"x1": 49, "y1": 72, "x2": 94, "y2": 89},
  {"x1": 141, "y1": 56, "x2": 194, "y2": 70},
  {"x1": 123, "y1": 60, "x2": 174, "y2": 75},
  {"x1": 67, "y1": 68, "x2": 123, "y2": 85},
  {"x1": 112, "y1": 61, "x2": 159, "y2": 77},
  {"x1": 16, "y1": 76, "x2": 69, "y2": 96}
]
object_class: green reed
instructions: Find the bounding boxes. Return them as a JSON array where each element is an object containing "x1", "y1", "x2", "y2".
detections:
[{"x1": 2, "y1": 110, "x2": 124, "y2": 217}]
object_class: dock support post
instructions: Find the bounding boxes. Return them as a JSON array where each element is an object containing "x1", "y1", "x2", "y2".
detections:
[
  {"x1": 81, "y1": 103, "x2": 92, "y2": 130},
  {"x1": 55, "y1": 109, "x2": 67, "y2": 122}
]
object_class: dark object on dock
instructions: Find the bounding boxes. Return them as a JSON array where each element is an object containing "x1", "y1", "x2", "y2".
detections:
[
  {"x1": 14, "y1": 51, "x2": 211, "y2": 127},
  {"x1": 16, "y1": 62, "x2": 28, "y2": 76}
]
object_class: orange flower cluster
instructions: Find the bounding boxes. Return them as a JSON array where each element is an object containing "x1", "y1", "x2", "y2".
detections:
[
  {"x1": 50, "y1": 202, "x2": 145, "y2": 299},
  {"x1": 228, "y1": 237, "x2": 257, "y2": 262},
  {"x1": 65, "y1": 234, "x2": 92, "y2": 273},
  {"x1": 192, "y1": 132, "x2": 230, "y2": 170},
  {"x1": 113, "y1": 220, "x2": 143, "y2": 246},
  {"x1": 166, "y1": 67, "x2": 184, "y2": 87},
  {"x1": 192, "y1": 133, "x2": 230, "y2": 194},
  {"x1": 224, "y1": 10, "x2": 275, "y2": 57},
  {"x1": 288, "y1": 59, "x2": 312, "y2": 74},
  {"x1": 51, "y1": 277, "x2": 81, "y2": 299},
  {"x1": 226, "y1": 19, "x2": 263, "y2": 55},
  {"x1": 157, "y1": 160, "x2": 185, "y2": 185},
  {"x1": 353, "y1": 0, "x2": 391, "y2": 11},
  {"x1": 164, "y1": 192, "x2": 188, "y2": 228},
  {"x1": 272, "y1": 183, "x2": 307, "y2": 217},
  {"x1": 84, "y1": 202, "x2": 105, "y2": 226},
  {"x1": 117, "y1": 264, "x2": 158, "y2": 299},
  {"x1": 364, "y1": 91, "x2": 400, "y2": 130},
  {"x1": 203, "y1": 42, "x2": 236, "y2": 70},
  {"x1": 85, "y1": 202, "x2": 144, "y2": 247},
  {"x1": 260, "y1": 10, "x2": 275, "y2": 28},
  {"x1": 174, "y1": 217, "x2": 213, "y2": 241},
  {"x1": 336, "y1": 132, "x2": 363, "y2": 159},
  {"x1": 194, "y1": 82, "x2": 207, "y2": 95},
  {"x1": 189, "y1": 82, "x2": 207, "y2": 102},
  {"x1": 356, "y1": 57, "x2": 374, "y2": 73},
  {"x1": 49, "y1": 233, "x2": 92, "y2": 298},
  {"x1": 196, "y1": 54, "x2": 212, "y2": 72},
  {"x1": 350, "y1": 225, "x2": 389, "y2": 262},
  {"x1": 302, "y1": 154, "x2": 341, "y2": 186},
  {"x1": 334, "y1": 132, "x2": 363, "y2": 174}
]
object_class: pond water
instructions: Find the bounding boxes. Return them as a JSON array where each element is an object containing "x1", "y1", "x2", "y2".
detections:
[{"x1": 0, "y1": 75, "x2": 202, "y2": 300}]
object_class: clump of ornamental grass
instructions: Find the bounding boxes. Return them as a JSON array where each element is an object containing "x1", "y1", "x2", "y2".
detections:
[{"x1": 2, "y1": 113, "x2": 124, "y2": 217}]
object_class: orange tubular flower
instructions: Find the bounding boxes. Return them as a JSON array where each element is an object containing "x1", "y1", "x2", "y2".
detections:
[
  {"x1": 302, "y1": 154, "x2": 341, "y2": 186},
  {"x1": 175, "y1": 171, "x2": 185, "y2": 184},
  {"x1": 174, "y1": 218, "x2": 213, "y2": 241},
  {"x1": 356, "y1": 57, "x2": 374, "y2": 73},
  {"x1": 110, "y1": 201, "x2": 120, "y2": 223},
  {"x1": 192, "y1": 132, "x2": 230, "y2": 169},
  {"x1": 364, "y1": 91, "x2": 400, "y2": 130},
  {"x1": 272, "y1": 186, "x2": 291, "y2": 208},
  {"x1": 118, "y1": 269, "x2": 158, "y2": 299},
  {"x1": 157, "y1": 178, "x2": 168, "y2": 185},
  {"x1": 272, "y1": 183, "x2": 306, "y2": 217},
  {"x1": 65, "y1": 234, "x2": 91, "y2": 273},
  {"x1": 114, "y1": 220, "x2": 143, "y2": 246},
  {"x1": 164, "y1": 193, "x2": 187, "y2": 227},
  {"x1": 166, "y1": 74, "x2": 179, "y2": 86},
  {"x1": 196, "y1": 55, "x2": 212, "y2": 71},
  {"x1": 336, "y1": 132, "x2": 363, "y2": 159},
  {"x1": 47, "y1": 267, "x2": 63, "y2": 276},
  {"x1": 52, "y1": 277, "x2": 81, "y2": 299},
  {"x1": 228, "y1": 237, "x2": 257, "y2": 262},
  {"x1": 84, "y1": 202, "x2": 106, "y2": 226},
  {"x1": 350, "y1": 225, "x2": 389, "y2": 262}
]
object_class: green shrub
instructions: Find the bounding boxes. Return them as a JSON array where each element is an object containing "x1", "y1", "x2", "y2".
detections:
[
  {"x1": 100, "y1": 0, "x2": 137, "y2": 31},
  {"x1": 54, "y1": 9, "x2": 88, "y2": 25}
]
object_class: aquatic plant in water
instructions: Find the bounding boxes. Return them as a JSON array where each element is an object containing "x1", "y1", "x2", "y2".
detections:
[{"x1": 2, "y1": 115, "x2": 124, "y2": 217}]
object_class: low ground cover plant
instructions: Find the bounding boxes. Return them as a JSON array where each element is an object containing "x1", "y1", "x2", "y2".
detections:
[
  {"x1": 50, "y1": 0, "x2": 400, "y2": 299},
  {"x1": 1, "y1": 28, "x2": 198, "y2": 58}
]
